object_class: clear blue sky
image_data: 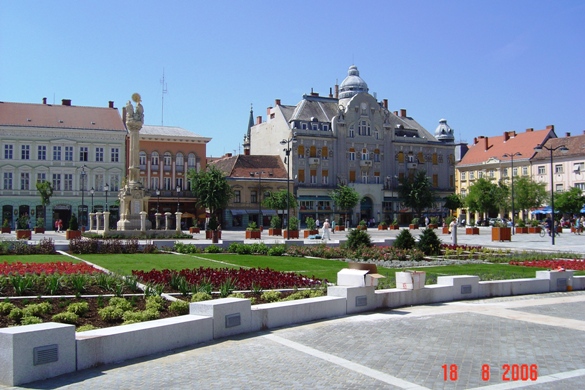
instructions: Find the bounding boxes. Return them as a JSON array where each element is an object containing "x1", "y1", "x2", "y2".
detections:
[{"x1": 1, "y1": 1, "x2": 583, "y2": 157}]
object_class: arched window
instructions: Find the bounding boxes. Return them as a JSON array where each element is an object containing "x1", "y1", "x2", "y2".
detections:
[
  {"x1": 297, "y1": 145, "x2": 305, "y2": 159},
  {"x1": 188, "y1": 153, "x2": 196, "y2": 167},
  {"x1": 309, "y1": 146, "x2": 317, "y2": 158},
  {"x1": 321, "y1": 146, "x2": 328, "y2": 160},
  {"x1": 151, "y1": 151, "x2": 159, "y2": 166},
  {"x1": 176, "y1": 152, "x2": 184, "y2": 166},
  {"x1": 139, "y1": 151, "x2": 146, "y2": 166},
  {"x1": 164, "y1": 152, "x2": 172, "y2": 166}
]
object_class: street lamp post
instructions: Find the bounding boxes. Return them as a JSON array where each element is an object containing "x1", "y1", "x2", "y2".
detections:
[
  {"x1": 534, "y1": 143, "x2": 569, "y2": 245},
  {"x1": 503, "y1": 152, "x2": 522, "y2": 234},
  {"x1": 250, "y1": 171, "x2": 265, "y2": 227},
  {"x1": 90, "y1": 188, "x2": 95, "y2": 213},
  {"x1": 78, "y1": 165, "x2": 87, "y2": 228},
  {"x1": 176, "y1": 185, "x2": 181, "y2": 213},
  {"x1": 280, "y1": 134, "x2": 297, "y2": 237},
  {"x1": 104, "y1": 183, "x2": 109, "y2": 229},
  {"x1": 156, "y1": 188, "x2": 161, "y2": 213}
]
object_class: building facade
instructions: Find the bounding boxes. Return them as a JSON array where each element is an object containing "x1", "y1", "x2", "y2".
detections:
[
  {"x1": 137, "y1": 125, "x2": 211, "y2": 228},
  {"x1": 249, "y1": 65, "x2": 456, "y2": 226},
  {"x1": 209, "y1": 154, "x2": 288, "y2": 229},
  {"x1": 0, "y1": 99, "x2": 126, "y2": 230}
]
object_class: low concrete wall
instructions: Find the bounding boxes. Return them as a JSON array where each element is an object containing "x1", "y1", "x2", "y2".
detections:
[
  {"x1": 76, "y1": 315, "x2": 213, "y2": 371},
  {"x1": 478, "y1": 278, "x2": 549, "y2": 298},
  {"x1": 328, "y1": 286, "x2": 378, "y2": 314},
  {"x1": 190, "y1": 298, "x2": 252, "y2": 339},
  {"x1": 252, "y1": 296, "x2": 346, "y2": 330},
  {"x1": 0, "y1": 323, "x2": 76, "y2": 386}
]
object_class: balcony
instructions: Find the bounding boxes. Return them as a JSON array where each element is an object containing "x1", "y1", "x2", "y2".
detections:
[
  {"x1": 406, "y1": 162, "x2": 417, "y2": 169},
  {"x1": 308, "y1": 158, "x2": 320, "y2": 165},
  {"x1": 360, "y1": 160, "x2": 373, "y2": 167}
]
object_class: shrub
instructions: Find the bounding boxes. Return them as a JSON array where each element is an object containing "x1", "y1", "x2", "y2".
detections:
[
  {"x1": 267, "y1": 244, "x2": 286, "y2": 256},
  {"x1": 98, "y1": 306, "x2": 124, "y2": 322},
  {"x1": 8, "y1": 308, "x2": 24, "y2": 322},
  {"x1": 145, "y1": 295, "x2": 164, "y2": 312},
  {"x1": 261, "y1": 290, "x2": 282, "y2": 303},
  {"x1": 67, "y1": 302, "x2": 90, "y2": 316},
  {"x1": 21, "y1": 315, "x2": 43, "y2": 325},
  {"x1": 122, "y1": 310, "x2": 144, "y2": 324},
  {"x1": 108, "y1": 297, "x2": 133, "y2": 311},
  {"x1": 346, "y1": 228, "x2": 372, "y2": 250},
  {"x1": 52, "y1": 311, "x2": 79, "y2": 324},
  {"x1": 169, "y1": 300, "x2": 190, "y2": 315},
  {"x1": 68, "y1": 213, "x2": 79, "y2": 231},
  {"x1": 289, "y1": 216, "x2": 299, "y2": 230},
  {"x1": 270, "y1": 215, "x2": 281, "y2": 229},
  {"x1": 204, "y1": 245, "x2": 222, "y2": 253},
  {"x1": 0, "y1": 302, "x2": 16, "y2": 315},
  {"x1": 305, "y1": 217, "x2": 316, "y2": 230},
  {"x1": 191, "y1": 292, "x2": 213, "y2": 302},
  {"x1": 417, "y1": 228, "x2": 442, "y2": 255},
  {"x1": 394, "y1": 229, "x2": 416, "y2": 250},
  {"x1": 23, "y1": 302, "x2": 52, "y2": 317},
  {"x1": 77, "y1": 324, "x2": 99, "y2": 332}
]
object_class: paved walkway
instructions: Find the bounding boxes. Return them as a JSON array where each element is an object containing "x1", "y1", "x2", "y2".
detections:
[{"x1": 6, "y1": 291, "x2": 585, "y2": 389}]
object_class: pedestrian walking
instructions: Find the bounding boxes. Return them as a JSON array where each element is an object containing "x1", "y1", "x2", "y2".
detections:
[
  {"x1": 322, "y1": 219, "x2": 331, "y2": 240},
  {"x1": 331, "y1": 219, "x2": 336, "y2": 234},
  {"x1": 575, "y1": 217, "x2": 581, "y2": 235},
  {"x1": 315, "y1": 218, "x2": 320, "y2": 229}
]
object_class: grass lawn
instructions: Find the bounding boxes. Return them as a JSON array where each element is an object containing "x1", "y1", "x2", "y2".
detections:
[{"x1": 0, "y1": 254, "x2": 80, "y2": 264}]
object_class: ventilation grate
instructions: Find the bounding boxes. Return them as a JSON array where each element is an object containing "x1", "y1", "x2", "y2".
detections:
[
  {"x1": 34, "y1": 344, "x2": 58, "y2": 366},
  {"x1": 461, "y1": 285, "x2": 472, "y2": 294},
  {"x1": 355, "y1": 295, "x2": 367, "y2": 307},
  {"x1": 225, "y1": 313, "x2": 241, "y2": 328}
]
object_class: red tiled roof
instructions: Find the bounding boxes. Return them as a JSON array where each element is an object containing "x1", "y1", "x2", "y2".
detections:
[
  {"x1": 532, "y1": 133, "x2": 585, "y2": 161},
  {"x1": 458, "y1": 127, "x2": 556, "y2": 166},
  {"x1": 0, "y1": 101, "x2": 125, "y2": 131},
  {"x1": 209, "y1": 154, "x2": 287, "y2": 179}
]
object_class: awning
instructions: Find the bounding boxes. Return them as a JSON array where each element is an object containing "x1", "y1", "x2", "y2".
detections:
[
  {"x1": 262, "y1": 210, "x2": 276, "y2": 216},
  {"x1": 181, "y1": 212, "x2": 196, "y2": 219},
  {"x1": 230, "y1": 209, "x2": 248, "y2": 216}
]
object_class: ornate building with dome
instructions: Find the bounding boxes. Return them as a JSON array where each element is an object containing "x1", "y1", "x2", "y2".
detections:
[{"x1": 249, "y1": 65, "x2": 456, "y2": 226}]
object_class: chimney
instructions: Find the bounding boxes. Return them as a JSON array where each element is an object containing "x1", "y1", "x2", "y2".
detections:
[
  {"x1": 122, "y1": 107, "x2": 127, "y2": 123},
  {"x1": 400, "y1": 109, "x2": 407, "y2": 117},
  {"x1": 474, "y1": 137, "x2": 478, "y2": 144},
  {"x1": 108, "y1": 101, "x2": 114, "y2": 108},
  {"x1": 566, "y1": 132, "x2": 571, "y2": 137},
  {"x1": 503, "y1": 131, "x2": 510, "y2": 142},
  {"x1": 484, "y1": 136, "x2": 489, "y2": 151},
  {"x1": 393, "y1": 111, "x2": 398, "y2": 116},
  {"x1": 329, "y1": 87, "x2": 333, "y2": 98},
  {"x1": 226, "y1": 153, "x2": 232, "y2": 157},
  {"x1": 266, "y1": 107, "x2": 272, "y2": 116},
  {"x1": 244, "y1": 147, "x2": 250, "y2": 155},
  {"x1": 256, "y1": 116, "x2": 262, "y2": 125},
  {"x1": 526, "y1": 128, "x2": 533, "y2": 132},
  {"x1": 61, "y1": 99, "x2": 71, "y2": 106},
  {"x1": 275, "y1": 99, "x2": 281, "y2": 106},
  {"x1": 383, "y1": 99, "x2": 388, "y2": 109},
  {"x1": 42, "y1": 97, "x2": 47, "y2": 104},
  {"x1": 546, "y1": 125, "x2": 554, "y2": 131},
  {"x1": 334, "y1": 84, "x2": 339, "y2": 99}
]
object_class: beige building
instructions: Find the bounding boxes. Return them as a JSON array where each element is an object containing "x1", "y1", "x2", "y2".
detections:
[{"x1": 249, "y1": 65, "x2": 456, "y2": 226}]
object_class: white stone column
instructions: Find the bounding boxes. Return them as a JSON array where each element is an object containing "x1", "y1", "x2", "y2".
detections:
[
  {"x1": 96, "y1": 212, "x2": 103, "y2": 231},
  {"x1": 155, "y1": 213, "x2": 161, "y2": 230},
  {"x1": 175, "y1": 212, "x2": 182, "y2": 233},
  {"x1": 89, "y1": 213, "x2": 95, "y2": 231},
  {"x1": 140, "y1": 211, "x2": 147, "y2": 232},
  {"x1": 103, "y1": 212, "x2": 110, "y2": 234},
  {"x1": 165, "y1": 212, "x2": 172, "y2": 230}
]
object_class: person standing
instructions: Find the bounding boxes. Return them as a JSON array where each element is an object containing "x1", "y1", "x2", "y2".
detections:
[
  {"x1": 575, "y1": 216, "x2": 581, "y2": 235},
  {"x1": 331, "y1": 219, "x2": 336, "y2": 234},
  {"x1": 322, "y1": 218, "x2": 331, "y2": 240},
  {"x1": 315, "y1": 218, "x2": 320, "y2": 230}
]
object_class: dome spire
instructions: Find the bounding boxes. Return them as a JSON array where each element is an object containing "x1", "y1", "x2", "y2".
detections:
[{"x1": 339, "y1": 65, "x2": 369, "y2": 99}]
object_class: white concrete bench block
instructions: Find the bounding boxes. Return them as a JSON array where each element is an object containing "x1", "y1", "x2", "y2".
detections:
[
  {"x1": 190, "y1": 298, "x2": 251, "y2": 339},
  {"x1": 251, "y1": 296, "x2": 346, "y2": 330},
  {"x1": 0, "y1": 322, "x2": 76, "y2": 386},
  {"x1": 573, "y1": 275, "x2": 585, "y2": 290},
  {"x1": 479, "y1": 278, "x2": 549, "y2": 298},
  {"x1": 76, "y1": 315, "x2": 212, "y2": 370},
  {"x1": 437, "y1": 275, "x2": 480, "y2": 300},
  {"x1": 328, "y1": 286, "x2": 378, "y2": 314},
  {"x1": 536, "y1": 270, "x2": 574, "y2": 292}
]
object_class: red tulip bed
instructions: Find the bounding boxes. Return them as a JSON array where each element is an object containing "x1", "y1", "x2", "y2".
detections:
[{"x1": 509, "y1": 259, "x2": 585, "y2": 271}]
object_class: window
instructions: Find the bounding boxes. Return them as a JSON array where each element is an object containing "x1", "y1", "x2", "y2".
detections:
[
  {"x1": 4, "y1": 144, "x2": 13, "y2": 159},
  {"x1": 348, "y1": 125, "x2": 355, "y2": 138},
  {"x1": 20, "y1": 173, "x2": 29, "y2": 190},
  {"x1": 188, "y1": 153, "x2": 196, "y2": 167},
  {"x1": 469, "y1": 171, "x2": 475, "y2": 180},
  {"x1": 361, "y1": 172, "x2": 368, "y2": 184},
  {"x1": 111, "y1": 148, "x2": 119, "y2": 163},
  {"x1": 489, "y1": 169, "x2": 495, "y2": 178},
  {"x1": 176, "y1": 178, "x2": 183, "y2": 190},
  {"x1": 164, "y1": 152, "x2": 172, "y2": 166},
  {"x1": 397, "y1": 151, "x2": 404, "y2": 163},
  {"x1": 297, "y1": 145, "x2": 305, "y2": 159},
  {"x1": 310, "y1": 169, "x2": 317, "y2": 184},
  {"x1": 374, "y1": 128, "x2": 380, "y2": 140},
  {"x1": 348, "y1": 148, "x2": 355, "y2": 161},
  {"x1": 176, "y1": 152, "x2": 184, "y2": 166},
  {"x1": 512, "y1": 168, "x2": 518, "y2": 177},
  {"x1": 576, "y1": 183, "x2": 585, "y2": 190},
  {"x1": 53, "y1": 146, "x2": 62, "y2": 161},
  {"x1": 309, "y1": 146, "x2": 317, "y2": 158},
  {"x1": 460, "y1": 172, "x2": 466, "y2": 180},
  {"x1": 374, "y1": 149, "x2": 380, "y2": 162},
  {"x1": 110, "y1": 175, "x2": 120, "y2": 191},
  {"x1": 573, "y1": 162, "x2": 585, "y2": 172},
  {"x1": 311, "y1": 123, "x2": 318, "y2": 130},
  {"x1": 37, "y1": 173, "x2": 46, "y2": 183},
  {"x1": 349, "y1": 171, "x2": 356, "y2": 183},
  {"x1": 522, "y1": 166, "x2": 528, "y2": 175},
  {"x1": 358, "y1": 120, "x2": 370, "y2": 136},
  {"x1": 555, "y1": 184, "x2": 564, "y2": 192},
  {"x1": 321, "y1": 146, "x2": 328, "y2": 160},
  {"x1": 21, "y1": 145, "x2": 30, "y2": 160},
  {"x1": 234, "y1": 190, "x2": 241, "y2": 203},
  {"x1": 95, "y1": 147, "x2": 104, "y2": 162},
  {"x1": 37, "y1": 145, "x2": 47, "y2": 160},
  {"x1": 3, "y1": 172, "x2": 13, "y2": 189},
  {"x1": 151, "y1": 152, "x2": 159, "y2": 166},
  {"x1": 301, "y1": 123, "x2": 307, "y2": 130},
  {"x1": 139, "y1": 151, "x2": 147, "y2": 166},
  {"x1": 251, "y1": 190, "x2": 258, "y2": 204},
  {"x1": 361, "y1": 148, "x2": 368, "y2": 160},
  {"x1": 538, "y1": 166, "x2": 546, "y2": 175},
  {"x1": 502, "y1": 168, "x2": 508, "y2": 177},
  {"x1": 79, "y1": 146, "x2": 88, "y2": 162},
  {"x1": 478, "y1": 171, "x2": 483, "y2": 179},
  {"x1": 322, "y1": 170, "x2": 329, "y2": 184},
  {"x1": 163, "y1": 177, "x2": 171, "y2": 190},
  {"x1": 432, "y1": 174, "x2": 439, "y2": 188},
  {"x1": 432, "y1": 153, "x2": 438, "y2": 165},
  {"x1": 555, "y1": 164, "x2": 563, "y2": 174},
  {"x1": 322, "y1": 124, "x2": 328, "y2": 131},
  {"x1": 461, "y1": 189, "x2": 467, "y2": 197},
  {"x1": 65, "y1": 146, "x2": 73, "y2": 161},
  {"x1": 52, "y1": 174, "x2": 61, "y2": 191},
  {"x1": 95, "y1": 174, "x2": 104, "y2": 190},
  {"x1": 374, "y1": 172, "x2": 380, "y2": 184},
  {"x1": 298, "y1": 169, "x2": 305, "y2": 184},
  {"x1": 64, "y1": 174, "x2": 73, "y2": 191},
  {"x1": 150, "y1": 177, "x2": 159, "y2": 190}
]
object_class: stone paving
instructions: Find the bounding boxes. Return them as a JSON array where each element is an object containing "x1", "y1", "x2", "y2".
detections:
[{"x1": 3, "y1": 227, "x2": 585, "y2": 389}]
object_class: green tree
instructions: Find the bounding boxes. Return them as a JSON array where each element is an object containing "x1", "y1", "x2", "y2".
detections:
[
  {"x1": 329, "y1": 185, "x2": 361, "y2": 227},
  {"x1": 36, "y1": 181, "x2": 54, "y2": 221},
  {"x1": 512, "y1": 176, "x2": 548, "y2": 221},
  {"x1": 554, "y1": 187, "x2": 585, "y2": 215},
  {"x1": 443, "y1": 193, "x2": 463, "y2": 215},
  {"x1": 465, "y1": 178, "x2": 508, "y2": 218},
  {"x1": 397, "y1": 170, "x2": 435, "y2": 220},
  {"x1": 187, "y1": 166, "x2": 233, "y2": 230},
  {"x1": 262, "y1": 189, "x2": 297, "y2": 228}
]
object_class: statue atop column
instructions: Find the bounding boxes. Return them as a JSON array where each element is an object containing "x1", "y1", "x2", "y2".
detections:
[{"x1": 125, "y1": 93, "x2": 144, "y2": 186}]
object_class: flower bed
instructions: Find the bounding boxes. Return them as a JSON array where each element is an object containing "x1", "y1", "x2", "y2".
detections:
[
  {"x1": 509, "y1": 259, "x2": 585, "y2": 271},
  {"x1": 0, "y1": 261, "x2": 99, "y2": 276}
]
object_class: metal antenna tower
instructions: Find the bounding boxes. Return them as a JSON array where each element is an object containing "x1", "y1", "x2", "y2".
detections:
[{"x1": 160, "y1": 69, "x2": 168, "y2": 126}]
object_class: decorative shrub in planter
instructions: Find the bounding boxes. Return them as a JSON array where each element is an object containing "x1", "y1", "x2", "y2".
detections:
[
  {"x1": 205, "y1": 230, "x2": 222, "y2": 240},
  {"x1": 528, "y1": 219, "x2": 541, "y2": 233},
  {"x1": 66, "y1": 214, "x2": 81, "y2": 240},
  {"x1": 16, "y1": 214, "x2": 32, "y2": 240},
  {"x1": 378, "y1": 221, "x2": 388, "y2": 230},
  {"x1": 409, "y1": 218, "x2": 419, "y2": 230},
  {"x1": 283, "y1": 216, "x2": 299, "y2": 239},
  {"x1": 189, "y1": 221, "x2": 200, "y2": 234},
  {"x1": 389, "y1": 219, "x2": 399, "y2": 230},
  {"x1": 2, "y1": 219, "x2": 11, "y2": 234},
  {"x1": 303, "y1": 217, "x2": 318, "y2": 237},
  {"x1": 268, "y1": 215, "x2": 282, "y2": 236},
  {"x1": 491, "y1": 220, "x2": 512, "y2": 241},
  {"x1": 516, "y1": 219, "x2": 528, "y2": 234},
  {"x1": 34, "y1": 217, "x2": 45, "y2": 234},
  {"x1": 357, "y1": 220, "x2": 367, "y2": 231},
  {"x1": 428, "y1": 217, "x2": 439, "y2": 229},
  {"x1": 245, "y1": 221, "x2": 261, "y2": 239}
]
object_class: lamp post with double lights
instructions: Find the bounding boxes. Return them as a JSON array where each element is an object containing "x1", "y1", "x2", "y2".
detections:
[
  {"x1": 156, "y1": 188, "x2": 161, "y2": 214},
  {"x1": 280, "y1": 134, "x2": 297, "y2": 237},
  {"x1": 104, "y1": 183, "x2": 109, "y2": 229},
  {"x1": 90, "y1": 187, "x2": 94, "y2": 229},
  {"x1": 502, "y1": 152, "x2": 522, "y2": 234},
  {"x1": 250, "y1": 171, "x2": 265, "y2": 227},
  {"x1": 176, "y1": 185, "x2": 181, "y2": 213},
  {"x1": 78, "y1": 165, "x2": 87, "y2": 228},
  {"x1": 533, "y1": 143, "x2": 569, "y2": 245}
]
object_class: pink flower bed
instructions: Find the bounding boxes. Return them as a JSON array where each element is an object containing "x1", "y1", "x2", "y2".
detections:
[
  {"x1": 509, "y1": 259, "x2": 585, "y2": 271},
  {"x1": 0, "y1": 261, "x2": 100, "y2": 275}
]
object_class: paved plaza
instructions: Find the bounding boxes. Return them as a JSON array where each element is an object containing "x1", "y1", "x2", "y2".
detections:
[{"x1": 3, "y1": 227, "x2": 585, "y2": 389}]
